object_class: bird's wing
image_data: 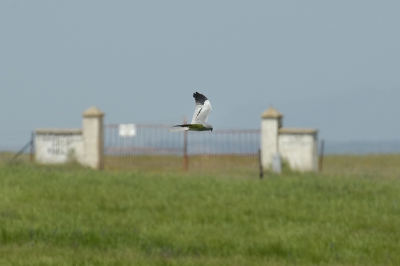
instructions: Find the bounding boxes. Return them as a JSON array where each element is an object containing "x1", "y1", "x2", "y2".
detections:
[
  {"x1": 169, "y1": 125, "x2": 189, "y2": 132},
  {"x1": 191, "y1": 92, "x2": 212, "y2": 124}
]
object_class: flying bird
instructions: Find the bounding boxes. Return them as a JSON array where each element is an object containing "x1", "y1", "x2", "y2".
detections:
[{"x1": 169, "y1": 92, "x2": 213, "y2": 132}]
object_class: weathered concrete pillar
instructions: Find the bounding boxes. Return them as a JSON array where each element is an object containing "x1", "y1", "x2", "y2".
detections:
[
  {"x1": 82, "y1": 106, "x2": 104, "y2": 170},
  {"x1": 260, "y1": 107, "x2": 282, "y2": 170}
]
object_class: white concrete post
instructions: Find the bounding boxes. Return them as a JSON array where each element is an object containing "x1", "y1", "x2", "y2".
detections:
[
  {"x1": 82, "y1": 106, "x2": 104, "y2": 170},
  {"x1": 260, "y1": 107, "x2": 282, "y2": 170}
]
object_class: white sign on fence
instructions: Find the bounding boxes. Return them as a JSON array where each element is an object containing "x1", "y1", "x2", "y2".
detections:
[{"x1": 119, "y1": 124, "x2": 136, "y2": 137}]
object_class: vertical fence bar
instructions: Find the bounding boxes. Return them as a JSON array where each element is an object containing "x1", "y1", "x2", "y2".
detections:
[
  {"x1": 108, "y1": 125, "x2": 111, "y2": 170},
  {"x1": 258, "y1": 148, "x2": 263, "y2": 179},
  {"x1": 30, "y1": 131, "x2": 34, "y2": 162},
  {"x1": 111, "y1": 125, "x2": 115, "y2": 170},
  {"x1": 105, "y1": 126, "x2": 110, "y2": 169},
  {"x1": 106, "y1": 125, "x2": 108, "y2": 170},
  {"x1": 319, "y1": 139, "x2": 324, "y2": 172},
  {"x1": 183, "y1": 117, "x2": 188, "y2": 171}
]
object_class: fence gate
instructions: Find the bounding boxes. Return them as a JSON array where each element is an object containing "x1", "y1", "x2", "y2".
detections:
[{"x1": 104, "y1": 123, "x2": 260, "y2": 172}]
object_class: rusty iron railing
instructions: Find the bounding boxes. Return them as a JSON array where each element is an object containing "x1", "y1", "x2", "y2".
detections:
[{"x1": 104, "y1": 123, "x2": 260, "y2": 172}]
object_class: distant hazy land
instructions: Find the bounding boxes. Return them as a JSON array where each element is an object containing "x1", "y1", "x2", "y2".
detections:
[
  {"x1": 323, "y1": 140, "x2": 400, "y2": 154},
  {"x1": 1, "y1": 140, "x2": 400, "y2": 155}
]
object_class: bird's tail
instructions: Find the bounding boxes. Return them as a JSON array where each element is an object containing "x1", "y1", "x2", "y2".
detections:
[{"x1": 169, "y1": 125, "x2": 190, "y2": 132}]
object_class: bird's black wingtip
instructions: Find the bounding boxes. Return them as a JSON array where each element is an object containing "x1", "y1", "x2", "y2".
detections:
[{"x1": 193, "y1": 92, "x2": 208, "y2": 103}]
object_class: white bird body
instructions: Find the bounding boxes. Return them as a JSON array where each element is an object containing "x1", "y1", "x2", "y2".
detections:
[
  {"x1": 169, "y1": 92, "x2": 213, "y2": 132},
  {"x1": 191, "y1": 99, "x2": 212, "y2": 124}
]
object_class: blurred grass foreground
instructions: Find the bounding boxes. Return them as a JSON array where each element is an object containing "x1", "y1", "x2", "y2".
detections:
[{"x1": 0, "y1": 154, "x2": 400, "y2": 265}]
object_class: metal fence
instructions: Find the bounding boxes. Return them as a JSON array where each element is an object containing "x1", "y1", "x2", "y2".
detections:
[
  {"x1": 0, "y1": 131, "x2": 34, "y2": 166},
  {"x1": 104, "y1": 124, "x2": 260, "y2": 172}
]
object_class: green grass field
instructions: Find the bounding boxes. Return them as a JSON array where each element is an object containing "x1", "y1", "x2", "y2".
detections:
[{"x1": 1, "y1": 154, "x2": 400, "y2": 265}]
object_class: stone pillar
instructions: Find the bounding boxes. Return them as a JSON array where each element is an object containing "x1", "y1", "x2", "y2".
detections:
[
  {"x1": 82, "y1": 106, "x2": 104, "y2": 170},
  {"x1": 260, "y1": 107, "x2": 282, "y2": 170}
]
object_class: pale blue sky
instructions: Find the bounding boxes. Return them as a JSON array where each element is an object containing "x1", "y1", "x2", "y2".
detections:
[{"x1": 1, "y1": 1, "x2": 399, "y2": 149}]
